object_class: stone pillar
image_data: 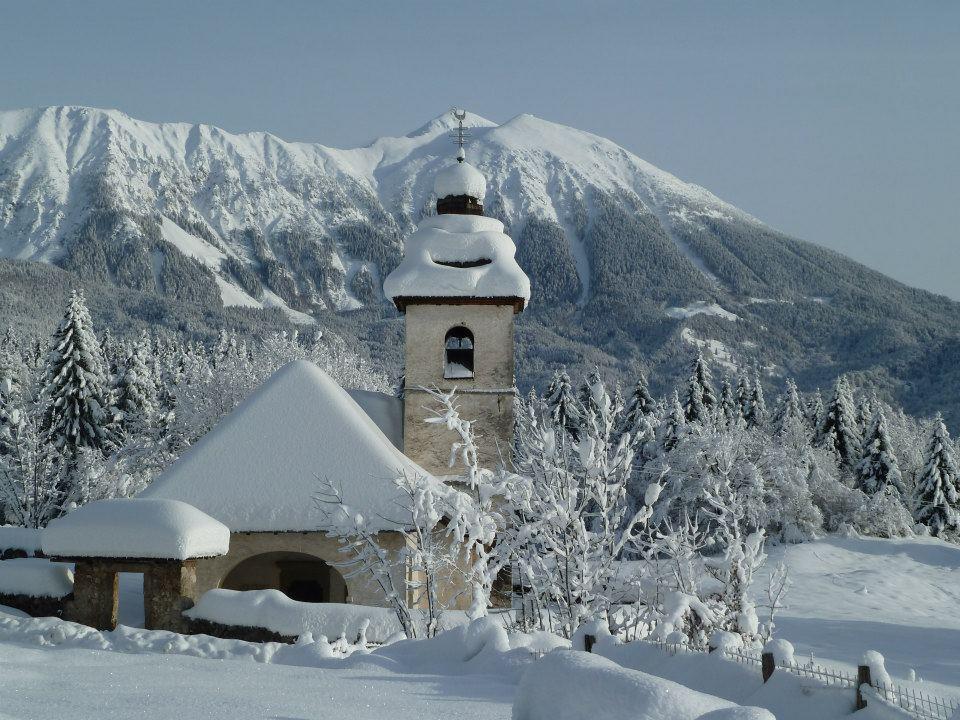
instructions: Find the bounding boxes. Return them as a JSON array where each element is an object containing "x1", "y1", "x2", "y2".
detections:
[
  {"x1": 67, "y1": 562, "x2": 118, "y2": 630},
  {"x1": 144, "y1": 560, "x2": 198, "y2": 633}
]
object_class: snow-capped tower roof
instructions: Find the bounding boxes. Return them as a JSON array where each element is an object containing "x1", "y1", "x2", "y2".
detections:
[
  {"x1": 434, "y1": 160, "x2": 486, "y2": 210},
  {"x1": 384, "y1": 112, "x2": 530, "y2": 313}
]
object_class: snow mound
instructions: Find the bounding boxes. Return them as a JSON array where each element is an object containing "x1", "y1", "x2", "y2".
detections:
[
  {"x1": 0, "y1": 526, "x2": 41, "y2": 555},
  {"x1": 434, "y1": 160, "x2": 486, "y2": 200},
  {"x1": 512, "y1": 649, "x2": 773, "y2": 720},
  {"x1": 143, "y1": 361, "x2": 425, "y2": 532},
  {"x1": 185, "y1": 589, "x2": 404, "y2": 643},
  {"x1": 42, "y1": 499, "x2": 229, "y2": 560},
  {"x1": 763, "y1": 638, "x2": 794, "y2": 666},
  {"x1": 0, "y1": 558, "x2": 74, "y2": 598},
  {"x1": 383, "y1": 213, "x2": 531, "y2": 305}
]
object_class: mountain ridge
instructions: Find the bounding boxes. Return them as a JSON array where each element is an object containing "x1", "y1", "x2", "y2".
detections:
[{"x1": 1, "y1": 105, "x2": 958, "y2": 423}]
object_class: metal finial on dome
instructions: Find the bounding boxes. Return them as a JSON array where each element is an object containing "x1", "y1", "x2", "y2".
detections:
[{"x1": 450, "y1": 107, "x2": 469, "y2": 163}]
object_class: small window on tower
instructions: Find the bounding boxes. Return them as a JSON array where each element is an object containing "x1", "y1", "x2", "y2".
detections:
[{"x1": 444, "y1": 327, "x2": 475, "y2": 379}]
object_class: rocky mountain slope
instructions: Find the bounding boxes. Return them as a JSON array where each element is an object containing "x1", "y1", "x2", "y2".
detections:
[{"x1": 1, "y1": 106, "x2": 959, "y2": 422}]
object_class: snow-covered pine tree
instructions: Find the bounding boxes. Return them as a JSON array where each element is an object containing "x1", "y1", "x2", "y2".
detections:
[
  {"x1": 912, "y1": 416, "x2": 960, "y2": 536},
  {"x1": 814, "y1": 375, "x2": 862, "y2": 471},
  {"x1": 744, "y1": 370, "x2": 768, "y2": 429},
  {"x1": 0, "y1": 336, "x2": 23, "y2": 455},
  {"x1": 683, "y1": 351, "x2": 717, "y2": 423},
  {"x1": 618, "y1": 371, "x2": 657, "y2": 442},
  {"x1": 736, "y1": 372, "x2": 752, "y2": 419},
  {"x1": 806, "y1": 389, "x2": 825, "y2": 434},
  {"x1": 544, "y1": 368, "x2": 582, "y2": 438},
  {"x1": 856, "y1": 394, "x2": 875, "y2": 438},
  {"x1": 854, "y1": 408, "x2": 905, "y2": 496},
  {"x1": 659, "y1": 390, "x2": 687, "y2": 453},
  {"x1": 38, "y1": 290, "x2": 119, "y2": 466},
  {"x1": 115, "y1": 338, "x2": 159, "y2": 436},
  {"x1": 773, "y1": 378, "x2": 805, "y2": 437},
  {"x1": 719, "y1": 377, "x2": 740, "y2": 427}
]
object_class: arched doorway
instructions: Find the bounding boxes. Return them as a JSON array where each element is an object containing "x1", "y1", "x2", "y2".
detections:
[{"x1": 220, "y1": 551, "x2": 348, "y2": 603}]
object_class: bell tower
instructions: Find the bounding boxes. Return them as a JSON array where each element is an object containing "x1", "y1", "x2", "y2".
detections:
[{"x1": 383, "y1": 109, "x2": 530, "y2": 476}]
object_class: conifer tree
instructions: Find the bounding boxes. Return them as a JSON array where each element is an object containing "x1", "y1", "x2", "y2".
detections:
[
  {"x1": 659, "y1": 390, "x2": 686, "y2": 453},
  {"x1": 854, "y1": 409, "x2": 905, "y2": 496},
  {"x1": 806, "y1": 389, "x2": 825, "y2": 434},
  {"x1": 912, "y1": 416, "x2": 960, "y2": 536},
  {"x1": 544, "y1": 369, "x2": 582, "y2": 438},
  {"x1": 773, "y1": 378, "x2": 805, "y2": 436},
  {"x1": 0, "y1": 335, "x2": 23, "y2": 452},
  {"x1": 684, "y1": 351, "x2": 716, "y2": 423},
  {"x1": 736, "y1": 372, "x2": 752, "y2": 419},
  {"x1": 744, "y1": 370, "x2": 768, "y2": 429},
  {"x1": 619, "y1": 371, "x2": 657, "y2": 447},
  {"x1": 115, "y1": 341, "x2": 159, "y2": 436},
  {"x1": 38, "y1": 290, "x2": 119, "y2": 464},
  {"x1": 815, "y1": 375, "x2": 862, "y2": 471},
  {"x1": 718, "y1": 378, "x2": 740, "y2": 427}
]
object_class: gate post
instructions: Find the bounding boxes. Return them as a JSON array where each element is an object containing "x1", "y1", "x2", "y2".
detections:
[
  {"x1": 761, "y1": 652, "x2": 775, "y2": 683},
  {"x1": 856, "y1": 665, "x2": 872, "y2": 710}
]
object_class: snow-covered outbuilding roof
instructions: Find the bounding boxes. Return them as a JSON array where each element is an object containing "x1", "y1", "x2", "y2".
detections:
[
  {"x1": 142, "y1": 360, "x2": 424, "y2": 533},
  {"x1": 41, "y1": 499, "x2": 230, "y2": 560},
  {"x1": 434, "y1": 160, "x2": 486, "y2": 200},
  {"x1": 383, "y1": 213, "x2": 531, "y2": 309}
]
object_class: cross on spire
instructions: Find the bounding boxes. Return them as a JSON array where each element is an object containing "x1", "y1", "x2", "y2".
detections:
[{"x1": 450, "y1": 107, "x2": 469, "y2": 163}]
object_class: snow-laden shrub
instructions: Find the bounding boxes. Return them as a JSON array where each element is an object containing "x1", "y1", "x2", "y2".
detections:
[
  {"x1": 709, "y1": 630, "x2": 743, "y2": 653},
  {"x1": 763, "y1": 638, "x2": 795, "y2": 666},
  {"x1": 852, "y1": 486, "x2": 914, "y2": 538}
]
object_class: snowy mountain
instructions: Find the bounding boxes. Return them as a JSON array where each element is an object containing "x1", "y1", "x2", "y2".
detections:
[{"x1": 2, "y1": 106, "x2": 960, "y2": 421}]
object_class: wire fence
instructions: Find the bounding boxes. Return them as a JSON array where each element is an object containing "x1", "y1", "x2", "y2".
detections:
[
  {"x1": 872, "y1": 680, "x2": 960, "y2": 720},
  {"x1": 574, "y1": 634, "x2": 960, "y2": 720},
  {"x1": 772, "y1": 657, "x2": 856, "y2": 689}
]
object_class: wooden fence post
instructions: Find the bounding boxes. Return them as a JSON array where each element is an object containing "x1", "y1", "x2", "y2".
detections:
[
  {"x1": 856, "y1": 665, "x2": 872, "y2": 710},
  {"x1": 584, "y1": 634, "x2": 596, "y2": 653},
  {"x1": 761, "y1": 652, "x2": 775, "y2": 683}
]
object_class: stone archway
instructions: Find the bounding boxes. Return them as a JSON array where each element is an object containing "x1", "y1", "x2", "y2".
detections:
[{"x1": 220, "y1": 551, "x2": 347, "y2": 603}]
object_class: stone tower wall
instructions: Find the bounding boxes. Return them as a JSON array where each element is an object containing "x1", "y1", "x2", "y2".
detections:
[{"x1": 402, "y1": 303, "x2": 516, "y2": 476}]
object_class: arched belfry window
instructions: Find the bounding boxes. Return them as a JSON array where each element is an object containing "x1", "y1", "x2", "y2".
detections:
[{"x1": 444, "y1": 327, "x2": 475, "y2": 379}]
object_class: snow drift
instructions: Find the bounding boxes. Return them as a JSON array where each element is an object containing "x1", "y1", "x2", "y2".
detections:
[{"x1": 513, "y1": 649, "x2": 773, "y2": 720}]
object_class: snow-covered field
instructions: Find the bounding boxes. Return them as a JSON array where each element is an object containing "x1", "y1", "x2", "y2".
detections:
[
  {"x1": 0, "y1": 641, "x2": 516, "y2": 720},
  {"x1": 760, "y1": 536, "x2": 960, "y2": 691},
  {"x1": 1, "y1": 535, "x2": 958, "y2": 719}
]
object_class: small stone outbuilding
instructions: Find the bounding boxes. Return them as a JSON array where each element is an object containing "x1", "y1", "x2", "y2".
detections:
[
  {"x1": 140, "y1": 360, "x2": 440, "y2": 609},
  {"x1": 42, "y1": 498, "x2": 229, "y2": 632}
]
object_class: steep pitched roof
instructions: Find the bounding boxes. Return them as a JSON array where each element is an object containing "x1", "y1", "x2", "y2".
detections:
[{"x1": 143, "y1": 361, "x2": 424, "y2": 532}]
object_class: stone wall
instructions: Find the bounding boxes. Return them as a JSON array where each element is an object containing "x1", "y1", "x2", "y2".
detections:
[{"x1": 402, "y1": 303, "x2": 516, "y2": 475}]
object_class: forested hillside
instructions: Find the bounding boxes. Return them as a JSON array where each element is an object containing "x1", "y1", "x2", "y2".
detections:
[{"x1": 1, "y1": 106, "x2": 959, "y2": 422}]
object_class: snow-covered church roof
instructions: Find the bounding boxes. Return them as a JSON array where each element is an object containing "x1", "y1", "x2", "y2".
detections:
[{"x1": 142, "y1": 361, "x2": 424, "y2": 533}]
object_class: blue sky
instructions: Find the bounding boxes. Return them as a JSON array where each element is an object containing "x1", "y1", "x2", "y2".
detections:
[{"x1": 2, "y1": 1, "x2": 958, "y2": 298}]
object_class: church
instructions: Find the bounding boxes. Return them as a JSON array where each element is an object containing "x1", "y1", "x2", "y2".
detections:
[{"x1": 39, "y1": 114, "x2": 531, "y2": 630}]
